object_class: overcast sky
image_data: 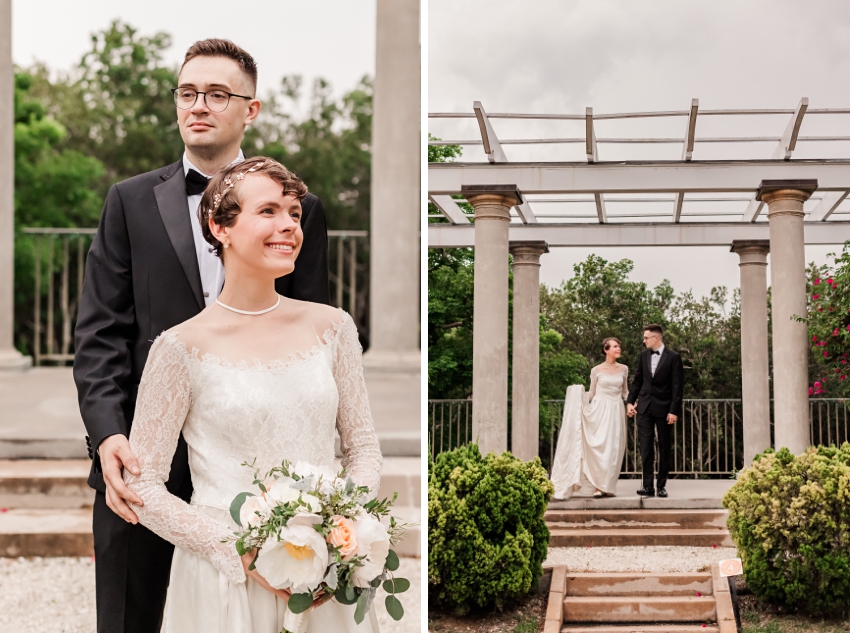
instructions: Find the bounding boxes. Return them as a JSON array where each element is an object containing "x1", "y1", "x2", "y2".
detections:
[
  {"x1": 14, "y1": 0, "x2": 376, "y2": 100},
  {"x1": 428, "y1": 0, "x2": 849, "y2": 300}
]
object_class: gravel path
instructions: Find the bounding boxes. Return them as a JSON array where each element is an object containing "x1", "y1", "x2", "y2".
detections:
[
  {"x1": 0, "y1": 556, "x2": 421, "y2": 633},
  {"x1": 546, "y1": 545, "x2": 738, "y2": 573}
]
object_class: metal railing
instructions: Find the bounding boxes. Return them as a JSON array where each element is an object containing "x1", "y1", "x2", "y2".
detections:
[
  {"x1": 21, "y1": 227, "x2": 369, "y2": 365},
  {"x1": 428, "y1": 398, "x2": 850, "y2": 476}
]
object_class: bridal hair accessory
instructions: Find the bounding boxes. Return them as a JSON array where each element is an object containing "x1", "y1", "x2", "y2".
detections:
[
  {"x1": 207, "y1": 161, "x2": 267, "y2": 218},
  {"x1": 216, "y1": 295, "x2": 281, "y2": 315}
]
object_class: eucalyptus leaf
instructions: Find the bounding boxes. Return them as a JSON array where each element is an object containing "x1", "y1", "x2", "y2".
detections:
[
  {"x1": 385, "y1": 595, "x2": 404, "y2": 621},
  {"x1": 354, "y1": 592, "x2": 368, "y2": 624},
  {"x1": 323, "y1": 563, "x2": 340, "y2": 591},
  {"x1": 382, "y1": 578, "x2": 410, "y2": 593},
  {"x1": 385, "y1": 550, "x2": 400, "y2": 572},
  {"x1": 334, "y1": 585, "x2": 358, "y2": 605},
  {"x1": 292, "y1": 475, "x2": 315, "y2": 491},
  {"x1": 248, "y1": 551, "x2": 258, "y2": 572},
  {"x1": 287, "y1": 592, "x2": 313, "y2": 614},
  {"x1": 370, "y1": 577, "x2": 382, "y2": 588},
  {"x1": 229, "y1": 491, "x2": 254, "y2": 527}
]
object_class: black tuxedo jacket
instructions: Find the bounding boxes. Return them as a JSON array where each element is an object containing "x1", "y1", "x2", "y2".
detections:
[
  {"x1": 626, "y1": 346, "x2": 684, "y2": 419},
  {"x1": 73, "y1": 160, "x2": 329, "y2": 490}
]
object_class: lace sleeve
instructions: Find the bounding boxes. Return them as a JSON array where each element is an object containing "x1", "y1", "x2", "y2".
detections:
[
  {"x1": 622, "y1": 364, "x2": 629, "y2": 399},
  {"x1": 588, "y1": 366, "x2": 599, "y2": 402},
  {"x1": 333, "y1": 313, "x2": 383, "y2": 497},
  {"x1": 124, "y1": 334, "x2": 245, "y2": 584}
]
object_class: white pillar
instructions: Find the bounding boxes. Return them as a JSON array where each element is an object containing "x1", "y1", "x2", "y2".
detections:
[
  {"x1": 363, "y1": 0, "x2": 420, "y2": 371},
  {"x1": 510, "y1": 241, "x2": 548, "y2": 462},
  {"x1": 758, "y1": 180, "x2": 816, "y2": 455},
  {"x1": 731, "y1": 240, "x2": 771, "y2": 466},
  {"x1": 466, "y1": 186, "x2": 521, "y2": 456},
  {"x1": 0, "y1": 0, "x2": 31, "y2": 371}
]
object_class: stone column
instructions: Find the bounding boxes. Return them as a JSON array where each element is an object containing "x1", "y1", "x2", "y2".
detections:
[
  {"x1": 0, "y1": 0, "x2": 31, "y2": 371},
  {"x1": 464, "y1": 185, "x2": 521, "y2": 456},
  {"x1": 757, "y1": 179, "x2": 817, "y2": 455},
  {"x1": 363, "y1": 0, "x2": 420, "y2": 371},
  {"x1": 731, "y1": 240, "x2": 771, "y2": 466},
  {"x1": 510, "y1": 241, "x2": 548, "y2": 462}
]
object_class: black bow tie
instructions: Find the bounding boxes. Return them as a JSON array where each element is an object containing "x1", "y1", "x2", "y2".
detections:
[
  {"x1": 652, "y1": 350, "x2": 661, "y2": 356},
  {"x1": 185, "y1": 169, "x2": 210, "y2": 196}
]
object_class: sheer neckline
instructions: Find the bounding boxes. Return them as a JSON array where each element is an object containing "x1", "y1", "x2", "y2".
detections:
[{"x1": 160, "y1": 310, "x2": 348, "y2": 372}]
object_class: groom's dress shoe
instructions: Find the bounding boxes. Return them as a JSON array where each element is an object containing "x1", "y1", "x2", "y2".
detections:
[
  {"x1": 657, "y1": 488, "x2": 668, "y2": 498},
  {"x1": 637, "y1": 487, "x2": 655, "y2": 497}
]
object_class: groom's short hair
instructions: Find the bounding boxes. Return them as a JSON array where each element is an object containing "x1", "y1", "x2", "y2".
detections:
[
  {"x1": 182, "y1": 39, "x2": 258, "y2": 95},
  {"x1": 644, "y1": 324, "x2": 664, "y2": 337}
]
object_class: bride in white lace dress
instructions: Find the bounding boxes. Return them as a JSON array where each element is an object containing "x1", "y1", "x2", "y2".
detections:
[
  {"x1": 123, "y1": 157, "x2": 382, "y2": 632},
  {"x1": 550, "y1": 337, "x2": 628, "y2": 499}
]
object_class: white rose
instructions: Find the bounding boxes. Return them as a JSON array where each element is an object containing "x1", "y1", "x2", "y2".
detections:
[
  {"x1": 255, "y1": 522, "x2": 330, "y2": 594},
  {"x1": 239, "y1": 495, "x2": 272, "y2": 529},
  {"x1": 299, "y1": 493, "x2": 322, "y2": 514},
  {"x1": 291, "y1": 462, "x2": 319, "y2": 480},
  {"x1": 266, "y1": 477, "x2": 299, "y2": 506},
  {"x1": 351, "y1": 514, "x2": 391, "y2": 588}
]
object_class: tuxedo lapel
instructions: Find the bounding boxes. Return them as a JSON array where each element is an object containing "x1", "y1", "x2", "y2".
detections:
[
  {"x1": 654, "y1": 347, "x2": 671, "y2": 377},
  {"x1": 644, "y1": 349, "x2": 654, "y2": 383},
  {"x1": 154, "y1": 164, "x2": 205, "y2": 311}
]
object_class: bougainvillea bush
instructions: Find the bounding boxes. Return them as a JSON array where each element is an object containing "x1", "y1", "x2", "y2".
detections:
[
  {"x1": 723, "y1": 444, "x2": 850, "y2": 616},
  {"x1": 806, "y1": 241, "x2": 850, "y2": 397},
  {"x1": 428, "y1": 444, "x2": 553, "y2": 614}
]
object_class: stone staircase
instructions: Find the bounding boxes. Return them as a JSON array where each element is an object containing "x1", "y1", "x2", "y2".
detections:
[
  {"x1": 544, "y1": 565, "x2": 738, "y2": 633},
  {"x1": 545, "y1": 508, "x2": 734, "y2": 548},
  {"x1": 0, "y1": 458, "x2": 421, "y2": 558}
]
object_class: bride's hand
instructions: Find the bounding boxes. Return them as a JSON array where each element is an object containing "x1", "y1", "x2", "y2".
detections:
[{"x1": 240, "y1": 552, "x2": 331, "y2": 609}]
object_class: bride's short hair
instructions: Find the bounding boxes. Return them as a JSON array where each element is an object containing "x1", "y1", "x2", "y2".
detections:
[
  {"x1": 199, "y1": 156, "x2": 308, "y2": 259},
  {"x1": 601, "y1": 337, "x2": 621, "y2": 356}
]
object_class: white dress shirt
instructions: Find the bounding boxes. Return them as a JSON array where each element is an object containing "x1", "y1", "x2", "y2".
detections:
[
  {"x1": 182, "y1": 152, "x2": 244, "y2": 306},
  {"x1": 650, "y1": 344, "x2": 665, "y2": 376}
]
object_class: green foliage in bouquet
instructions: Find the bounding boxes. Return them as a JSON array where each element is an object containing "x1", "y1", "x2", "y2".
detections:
[
  {"x1": 428, "y1": 443, "x2": 554, "y2": 613},
  {"x1": 723, "y1": 444, "x2": 850, "y2": 616}
]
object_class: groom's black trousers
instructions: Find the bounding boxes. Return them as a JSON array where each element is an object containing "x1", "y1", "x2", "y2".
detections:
[
  {"x1": 637, "y1": 411, "x2": 673, "y2": 490},
  {"x1": 92, "y1": 436, "x2": 192, "y2": 633}
]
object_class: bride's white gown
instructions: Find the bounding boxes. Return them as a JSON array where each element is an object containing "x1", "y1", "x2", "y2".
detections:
[
  {"x1": 124, "y1": 309, "x2": 382, "y2": 633},
  {"x1": 550, "y1": 363, "x2": 628, "y2": 499}
]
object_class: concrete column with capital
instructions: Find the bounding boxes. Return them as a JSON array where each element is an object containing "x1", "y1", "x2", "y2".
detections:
[
  {"x1": 363, "y1": 0, "x2": 420, "y2": 372},
  {"x1": 0, "y1": 0, "x2": 32, "y2": 370},
  {"x1": 510, "y1": 241, "x2": 548, "y2": 462},
  {"x1": 464, "y1": 185, "x2": 521, "y2": 456},
  {"x1": 731, "y1": 240, "x2": 771, "y2": 466},
  {"x1": 758, "y1": 180, "x2": 817, "y2": 455}
]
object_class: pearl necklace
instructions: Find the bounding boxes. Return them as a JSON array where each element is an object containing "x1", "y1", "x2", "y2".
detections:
[{"x1": 216, "y1": 295, "x2": 281, "y2": 315}]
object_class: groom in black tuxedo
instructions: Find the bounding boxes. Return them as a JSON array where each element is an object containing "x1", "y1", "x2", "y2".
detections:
[
  {"x1": 73, "y1": 39, "x2": 329, "y2": 633},
  {"x1": 626, "y1": 324, "x2": 684, "y2": 498}
]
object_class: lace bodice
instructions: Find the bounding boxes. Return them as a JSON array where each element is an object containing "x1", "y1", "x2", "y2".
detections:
[
  {"x1": 124, "y1": 310, "x2": 382, "y2": 585},
  {"x1": 588, "y1": 363, "x2": 629, "y2": 402}
]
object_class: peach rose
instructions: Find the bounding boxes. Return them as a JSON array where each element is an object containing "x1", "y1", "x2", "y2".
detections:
[{"x1": 327, "y1": 515, "x2": 358, "y2": 560}]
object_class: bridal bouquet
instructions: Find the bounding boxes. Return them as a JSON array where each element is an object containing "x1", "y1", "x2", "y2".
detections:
[{"x1": 228, "y1": 459, "x2": 410, "y2": 633}]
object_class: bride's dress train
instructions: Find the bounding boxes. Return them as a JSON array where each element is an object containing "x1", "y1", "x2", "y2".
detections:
[
  {"x1": 124, "y1": 309, "x2": 382, "y2": 633},
  {"x1": 550, "y1": 364, "x2": 628, "y2": 499}
]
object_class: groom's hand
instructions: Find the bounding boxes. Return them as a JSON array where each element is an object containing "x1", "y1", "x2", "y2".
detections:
[
  {"x1": 99, "y1": 434, "x2": 143, "y2": 523},
  {"x1": 626, "y1": 403, "x2": 636, "y2": 417},
  {"x1": 667, "y1": 413, "x2": 678, "y2": 425}
]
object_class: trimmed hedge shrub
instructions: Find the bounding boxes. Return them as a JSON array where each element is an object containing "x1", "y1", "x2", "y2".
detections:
[
  {"x1": 428, "y1": 443, "x2": 554, "y2": 613},
  {"x1": 723, "y1": 444, "x2": 850, "y2": 616}
]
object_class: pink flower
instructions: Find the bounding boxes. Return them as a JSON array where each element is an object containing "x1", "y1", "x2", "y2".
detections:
[
  {"x1": 841, "y1": 375, "x2": 847, "y2": 381},
  {"x1": 827, "y1": 278, "x2": 833, "y2": 284},
  {"x1": 815, "y1": 381, "x2": 822, "y2": 388},
  {"x1": 819, "y1": 308, "x2": 823, "y2": 312},
  {"x1": 842, "y1": 359, "x2": 847, "y2": 364},
  {"x1": 824, "y1": 351, "x2": 829, "y2": 357},
  {"x1": 813, "y1": 294, "x2": 820, "y2": 300},
  {"x1": 815, "y1": 279, "x2": 821, "y2": 285},
  {"x1": 813, "y1": 335, "x2": 819, "y2": 342},
  {"x1": 847, "y1": 325, "x2": 850, "y2": 332},
  {"x1": 809, "y1": 387, "x2": 814, "y2": 395},
  {"x1": 821, "y1": 341, "x2": 828, "y2": 347}
]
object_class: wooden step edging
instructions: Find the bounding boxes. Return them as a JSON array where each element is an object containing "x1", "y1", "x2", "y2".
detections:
[
  {"x1": 711, "y1": 562, "x2": 738, "y2": 633},
  {"x1": 545, "y1": 566, "x2": 568, "y2": 633}
]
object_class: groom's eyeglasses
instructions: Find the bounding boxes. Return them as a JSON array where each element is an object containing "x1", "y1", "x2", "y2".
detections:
[{"x1": 172, "y1": 88, "x2": 253, "y2": 113}]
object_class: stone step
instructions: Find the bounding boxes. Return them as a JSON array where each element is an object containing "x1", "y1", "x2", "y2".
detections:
[
  {"x1": 561, "y1": 625, "x2": 720, "y2": 633},
  {"x1": 0, "y1": 508, "x2": 93, "y2": 557},
  {"x1": 566, "y1": 573, "x2": 713, "y2": 597},
  {"x1": 546, "y1": 509, "x2": 728, "y2": 531},
  {"x1": 0, "y1": 458, "x2": 420, "y2": 509},
  {"x1": 549, "y1": 528, "x2": 734, "y2": 548},
  {"x1": 563, "y1": 596, "x2": 717, "y2": 623}
]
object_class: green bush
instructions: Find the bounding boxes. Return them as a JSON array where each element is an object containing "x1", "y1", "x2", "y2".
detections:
[
  {"x1": 723, "y1": 444, "x2": 850, "y2": 616},
  {"x1": 428, "y1": 443, "x2": 554, "y2": 614}
]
